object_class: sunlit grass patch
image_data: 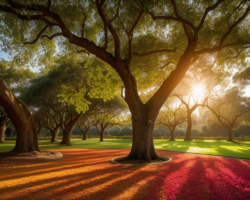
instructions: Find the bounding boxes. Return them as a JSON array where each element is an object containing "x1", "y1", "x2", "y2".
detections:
[{"x1": 1, "y1": 138, "x2": 250, "y2": 159}]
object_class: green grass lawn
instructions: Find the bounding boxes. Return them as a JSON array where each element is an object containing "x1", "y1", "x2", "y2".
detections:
[{"x1": 1, "y1": 138, "x2": 250, "y2": 159}]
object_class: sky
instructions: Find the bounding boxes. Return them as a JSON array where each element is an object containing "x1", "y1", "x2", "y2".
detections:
[
  {"x1": 0, "y1": 51, "x2": 8, "y2": 60},
  {"x1": 0, "y1": 51, "x2": 40, "y2": 73}
]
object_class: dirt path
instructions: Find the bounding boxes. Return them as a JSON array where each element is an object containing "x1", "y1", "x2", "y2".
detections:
[{"x1": 0, "y1": 149, "x2": 250, "y2": 200}]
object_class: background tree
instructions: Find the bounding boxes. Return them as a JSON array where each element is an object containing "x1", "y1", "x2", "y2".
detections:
[
  {"x1": 206, "y1": 115, "x2": 224, "y2": 137},
  {"x1": 1, "y1": 0, "x2": 250, "y2": 159},
  {"x1": 77, "y1": 114, "x2": 94, "y2": 140},
  {"x1": 206, "y1": 87, "x2": 250, "y2": 141},
  {"x1": 21, "y1": 56, "x2": 120, "y2": 145},
  {"x1": 156, "y1": 97, "x2": 186, "y2": 141},
  {"x1": 172, "y1": 68, "x2": 220, "y2": 140},
  {"x1": 35, "y1": 107, "x2": 62, "y2": 142},
  {"x1": 92, "y1": 97, "x2": 128, "y2": 142}
]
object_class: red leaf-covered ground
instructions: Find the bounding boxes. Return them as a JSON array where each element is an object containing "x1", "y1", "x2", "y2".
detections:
[{"x1": 0, "y1": 149, "x2": 250, "y2": 200}]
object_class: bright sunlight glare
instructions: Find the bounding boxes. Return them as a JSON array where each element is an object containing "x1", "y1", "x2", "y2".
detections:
[{"x1": 193, "y1": 85, "x2": 203, "y2": 95}]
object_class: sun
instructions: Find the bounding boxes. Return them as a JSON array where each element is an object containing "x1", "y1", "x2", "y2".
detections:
[{"x1": 193, "y1": 85, "x2": 203, "y2": 95}]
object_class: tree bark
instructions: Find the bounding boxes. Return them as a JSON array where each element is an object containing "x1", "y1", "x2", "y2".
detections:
[
  {"x1": 0, "y1": 79, "x2": 40, "y2": 152},
  {"x1": 227, "y1": 129, "x2": 233, "y2": 142},
  {"x1": 60, "y1": 113, "x2": 82, "y2": 145},
  {"x1": 60, "y1": 123, "x2": 74, "y2": 145},
  {"x1": 122, "y1": 41, "x2": 197, "y2": 160},
  {"x1": 185, "y1": 111, "x2": 192, "y2": 141},
  {"x1": 0, "y1": 117, "x2": 9, "y2": 142},
  {"x1": 127, "y1": 108, "x2": 159, "y2": 160},
  {"x1": 51, "y1": 127, "x2": 59, "y2": 142},
  {"x1": 83, "y1": 131, "x2": 87, "y2": 140},
  {"x1": 170, "y1": 126, "x2": 176, "y2": 141},
  {"x1": 100, "y1": 129, "x2": 104, "y2": 142},
  {"x1": 77, "y1": 125, "x2": 88, "y2": 140},
  {"x1": 0, "y1": 124, "x2": 6, "y2": 142}
]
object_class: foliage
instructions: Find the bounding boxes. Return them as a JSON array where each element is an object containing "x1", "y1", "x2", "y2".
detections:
[
  {"x1": 206, "y1": 87, "x2": 250, "y2": 132},
  {"x1": 157, "y1": 96, "x2": 187, "y2": 131},
  {"x1": 1, "y1": 0, "x2": 250, "y2": 109},
  {"x1": 206, "y1": 115, "x2": 224, "y2": 137}
]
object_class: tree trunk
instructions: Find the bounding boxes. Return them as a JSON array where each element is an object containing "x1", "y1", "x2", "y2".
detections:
[
  {"x1": 185, "y1": 111, "x2": 192, "y2": 141},
  {"x1": 0, "y1": 124, "x2": 6, "y2": 142},
  {"x1": 170, "y1": 126, "x2": 176, "y2": 141},
  {"x1": 120, "y1": 40, "x2": 197, "y2": 160},
  {"x1": 83, "y1": 131, "x2": 87, "y2": 140},
  {"x1": 0, "y1": 79, "x2": 40, "y2": 152},
  {"x1": 127, "y1": 110, "x2": 159, "y2": 160},
  {"x1": 0, "y1": 117, "x2": 9, "y2": 142},
  {"x1": 77, "y1": 125, "x2": 88, "y2": 140},
  {"x1": 227, "y1": 129, "x2": 233, "y2": 142},
  {"x1": 51, "y1": 127, "x2": 59, "y2": 142},
  {"x1": 60, "y1": 123, "x2": 74, "y2": 145},
  {"x1": 100, "y1": 129, "x2": 104, "y2": 142}
]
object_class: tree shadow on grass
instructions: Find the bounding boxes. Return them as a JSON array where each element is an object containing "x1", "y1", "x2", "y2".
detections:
[
  {"x1": 131, "y1": 152, "x2": 250, "y2": 200},
  {"x1": 1, "y1": 149, "x2": 250, "y2": 200}
]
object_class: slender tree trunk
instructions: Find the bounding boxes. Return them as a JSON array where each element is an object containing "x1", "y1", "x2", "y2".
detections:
[
  {"x1": 185, "y1": 111, "x2": 192, "y2": 141},
  {"x1": 51, "y1": 127, "x2": 59, "y2": 142},
  {"x1": 0, "y1": 124, "x2": 6, "y2": 142},
  {"x1": 100, "y1": 129, "x2": 104, "y2": 142},
  {"x1": 77, "y1": 125, "x2": 88, "y2": 140},
  {"x1": 170, "y1": 126, "x2": 176, "y2": 141},
  {"x1": 83, "y1": 131, "x2": 87, "y2": 140},
  {"x1": 60, "y1": 123, "x2": 74, "y2": 145},
  {"x1": 227, "y1": 129, "x2": 233, "y2": 142},
  {"x1": 0, "y1": 117, "x2": 9, "y2": 142},
  {"x1": 0, "y1": 79, "x2": 40, "y2": 152}
]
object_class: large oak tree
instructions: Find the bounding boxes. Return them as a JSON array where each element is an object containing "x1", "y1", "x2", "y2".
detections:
[{"x1": 1, "y1": 0, "x2": 250, "y2": 159}]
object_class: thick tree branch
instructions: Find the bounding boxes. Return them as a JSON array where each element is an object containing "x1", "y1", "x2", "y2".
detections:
[{"x1": 0, "y1": 1, "x2": 118, "y2": 67}]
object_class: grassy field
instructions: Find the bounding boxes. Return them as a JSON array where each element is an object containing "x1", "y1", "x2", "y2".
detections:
[{"x1": 1, "y1": 138, "x2": 250, "y2": 159}]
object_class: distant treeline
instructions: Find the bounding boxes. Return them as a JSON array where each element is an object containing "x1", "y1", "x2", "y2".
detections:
[{"x1": 5, "y1": 124, "x2": 250, "y2": 139}]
